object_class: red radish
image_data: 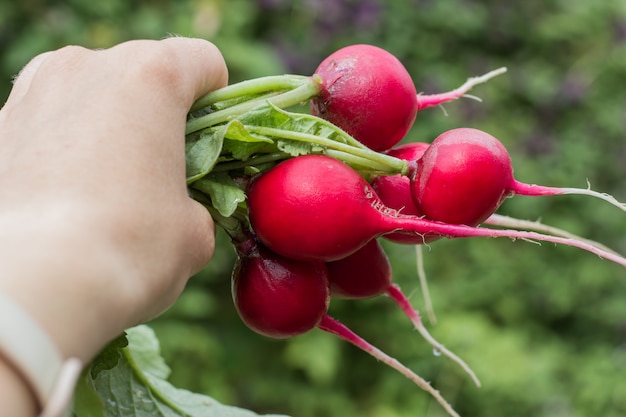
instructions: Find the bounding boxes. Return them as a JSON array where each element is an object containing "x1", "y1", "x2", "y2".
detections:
[
  {"x1": 327, "y1": 238, "x2": 393, "y2": 299},
  {"x1": 411, "y1": 128, "x2": 626, "y2": 226},
  {"x1": 232, "y1": 241, "x2": 330, "y2": 339},
  {"x1": 246, "y1": 154, "x2": 626, "y2": 267},
  {"x1": 310, "y1": 44, "x2": 507, "y2": 151},
  {"x1": 310, "y1": 44, "x2": 418, "y2": 151},
  {"x1": 230, "y1": 237, "x2": 461, "y2": 417},
  {"x1": 371, "y1": 142, "x2": 439, "y2": 244},
  {"x1": 327, "y1": 239, "x2": 480, "y2": 386}
]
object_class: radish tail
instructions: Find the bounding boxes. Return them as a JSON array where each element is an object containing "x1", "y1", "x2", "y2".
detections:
[
  {"x1": 415, "y1": 244, "x2": 437, "y2": 324},
  {"x1": 484, "y1": 214, "x2": 622, "y2": 256},
  {"x1": 318, "y1": 315, "x2": 461, "y2": 417},
  {"x1": 388, "y1": 216, "x2": 626, "y2": 268},
  {"x1": 416, "y1": 67, "x2": 507, "y2": 110},
  {"x1": 385, "y1": 285, "x2": 481, "y2": 387},
  {"x1": 511, "y1": 180, "x2": 626, "y2": 212}
]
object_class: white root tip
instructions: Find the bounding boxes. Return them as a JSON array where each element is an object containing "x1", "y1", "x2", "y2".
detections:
[
  {"x1": 560, "y1": 187, "x2": 626, "y2": 213},
  {"x1": 461, "y1": 67, "x2": 508, "y2": 92},
  {"x1": 415, "y1": 323, "x2": 482, "y2": 388},
  {"x1": 415, "y1": 245, "x2": 438, "y2": 325},
  {"x1": 462, "y1": 94, "x2": 483, "y2": 102},
  {"x1": 485, "y1": 214, "x2": 622, "y2": 255}
]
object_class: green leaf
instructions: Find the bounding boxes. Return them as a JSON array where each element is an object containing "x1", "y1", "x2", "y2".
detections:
[
  {"x1": 275, "y1": 139, "x2": 322, "y2": 157},
  {"x1": 237, "y1": 103, "x2": 357, "y2": 148},
  {"x1": 191, "y1": 173, "x2": 247, "y2": 218},
  {"x1": 220, "y1": 120, "x2": 277, "y2": 161},
  {"x1": 90, "y1": 333, "x2": 129, "y2": 379},
  {"x1": 80, "y1": 325, "x2": 289, "y2": 417},
  {"x1": 223, "y1": 120, "x2": 273, "y2": 144},
  {"x1": 221, "y1": 139, "x2": 277, "y2": 161},
  {"x1": 71, "y1": 370, "x2": 107, "y2": 417},
  {"x1": 186, "y1": 128, "x2": 226, "y2": 184}
]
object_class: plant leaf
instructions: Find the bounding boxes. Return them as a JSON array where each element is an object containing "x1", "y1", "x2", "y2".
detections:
[
  {"x1": 238, "y1": 103, "x2": 357, "y2": 148},
  {"x1": 78, "y1": 325, "x2": 289, "y2": 417},
  {"x1": 186, "y1": 128, "x2": 226, "y2": 184},
  {"x1": 191, "y1": 173, "x2": 247, "y2": 218}
]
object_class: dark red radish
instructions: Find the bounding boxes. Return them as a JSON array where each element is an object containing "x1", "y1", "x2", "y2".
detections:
[
  {"x1": 326, "y1": 239, "x2": 480, "y2": 386},
  {"x1": 246, "y1": 154, "x2": 626, "y2": 267},
  {"x1": 411, "y1": 128, "x2": 626, "y2": 227},
  {"x1": 229, "y1": 237, "x2": 461, "y2": 417},
  {"x1": 310, "y1": 44, "x2": 418, "y2": 152},
  {"x1": 371, "y1": 142, "x2": 439, "y2": 244},
  {"x1": 231, "y1": 242, "x2": 330, "y2": 339},
  {"x1": 327, "y1": 239, "x2": 392, "y2": 299}
]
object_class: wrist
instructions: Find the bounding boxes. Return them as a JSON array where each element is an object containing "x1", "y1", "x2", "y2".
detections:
[
  {"x1": 0, "y1": 355, "x2": 38, "y2": 417},
  {"x1": 0, "y1": 291, "x2": 84, "y2": 416},
  {"x1": 0, "y1": 204, "x2": 134, "y2": 362}
]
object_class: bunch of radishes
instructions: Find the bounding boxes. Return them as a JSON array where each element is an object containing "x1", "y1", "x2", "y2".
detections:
[{"x1": 184, "y1": 44, "x2": 626, "y2": 417}]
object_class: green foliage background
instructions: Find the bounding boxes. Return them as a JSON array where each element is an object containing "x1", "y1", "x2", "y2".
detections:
[{"x1": 2, "y1": 1, "x2": 625, "y2": 416}]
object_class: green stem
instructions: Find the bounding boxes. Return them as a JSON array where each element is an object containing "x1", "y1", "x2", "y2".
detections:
[
  {"x1": 245, "y1": 125, "x2": 408, "y2": 175},
  {"x1": 323, "y1": 149, "x2": 398, "y2": 173},
  {"x1": 191, "y1": 74, "x2": 310, "y2": 111},
  {"x1": 186, "y1": 78, "x2": 321, "y2": 134},
  {"x1": 211, "y1": 152, "x2": 291, "y2": 172}
]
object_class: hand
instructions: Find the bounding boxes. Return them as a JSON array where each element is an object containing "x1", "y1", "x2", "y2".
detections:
[{"x1": 0, "y1": 37, "x2": 227, "y2": 365}]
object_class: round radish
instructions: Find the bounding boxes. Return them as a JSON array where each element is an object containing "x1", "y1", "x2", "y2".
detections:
[
  {"x1": 310, "y1": 44, "x2": 418, "y2": 151},
  {"x1": 231, "y1": 242, "x2": 330, "y2": 339},
  {"x1": 310, "y1": 44, "x2": 507, "y2": 152},
  {"x1": 327, "y1": 239, "x2": 393, "y2": 299},
  {"x1": 411, "y1": 127, "x2": 626, "y2": 226},
  {"x1": 411, "y1": 128, "x2": 513, "y2": 226},
  {"x1": 246, "y1": 154, "x2": 626, "y2": 267}
]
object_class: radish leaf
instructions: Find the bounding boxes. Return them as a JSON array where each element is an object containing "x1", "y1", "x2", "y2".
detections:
[{"x1": 76, "y1": 325, "x2": 289, "y2": 417}]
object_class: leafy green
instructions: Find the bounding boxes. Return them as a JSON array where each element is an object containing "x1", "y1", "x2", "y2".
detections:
[
  {"x1": 191, "y1": 173, "x2": 246, "y2": 218},
  {"x1": 74, "y1": 325, "x2": 289, "y2": 417},
  {"x1": 186, "y1": 128, "x2": 226, "y2": 184},
  {"x1": 89, "y1": 333, "x2": 128, "y2": 379},
  {"x1": 72, "y1": 370, "x2": 107, "y2": 417},
  {"x1": 221, "y1": 120, "x2": 276, "y2": 161},
  {"x1": 237, "y1": 104, "x2": 359, "y2": 150}
]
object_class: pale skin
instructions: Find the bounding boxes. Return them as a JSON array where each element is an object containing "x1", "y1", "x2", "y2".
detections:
[{"x1": 0, "y1": 37, "x2": 228, "y2": 416}]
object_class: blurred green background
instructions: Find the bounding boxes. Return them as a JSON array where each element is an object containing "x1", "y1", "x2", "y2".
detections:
[{"x1": 2, "y1": 1, "x2": 625, "y2": 416}]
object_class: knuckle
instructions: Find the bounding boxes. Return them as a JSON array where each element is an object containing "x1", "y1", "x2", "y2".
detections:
[{"x1": 125, "y1": 41, "x2": 187, "y2": 101}]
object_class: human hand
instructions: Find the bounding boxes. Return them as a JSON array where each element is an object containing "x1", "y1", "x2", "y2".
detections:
[{"x1": 0, "y1": 37, "x2": 228, "y2": 365}]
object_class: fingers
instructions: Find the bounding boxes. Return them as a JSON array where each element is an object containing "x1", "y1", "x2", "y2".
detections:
[
  {"x1": 186, "y1": 200, "x2": 217, "y2": 275},
  {"x1": 104, "y1": 37, "x2": 229, "y2": 111},
  {"x1": 7, "y1": 38, "x2": 228, "y2": 115},
  {"x1": 160, "y1": 37, "x2": 229, "y2": 103}
]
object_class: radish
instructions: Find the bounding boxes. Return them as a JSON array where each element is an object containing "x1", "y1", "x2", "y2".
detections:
[
  {"x1": 411, "y1": 127, "x2": 626, "y2": 226},
  {"x1": 232, "y1": 241, "x2": 330, "y2": 339},
  {"x1": 327, "y1": 239, "x2": 393, "y2": 299},
  {"x1": 309, "y1": 44, "x2": 417, "y2": 152},
  {"x1": 371, "y1": 142, "x2": 439, "y2": 244},
  {"x1": 326, "y1": 239, "x2": 480, "y2": 387},
  {"x1": 246, "y1": 154, "x2": 626, "y2": 267},
  {"x1": 229, "y1": 235, "x2": 462, "y2": 417},
  {"x1": 310, "y1": 44, "x2": 507, "y2": 151}
]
